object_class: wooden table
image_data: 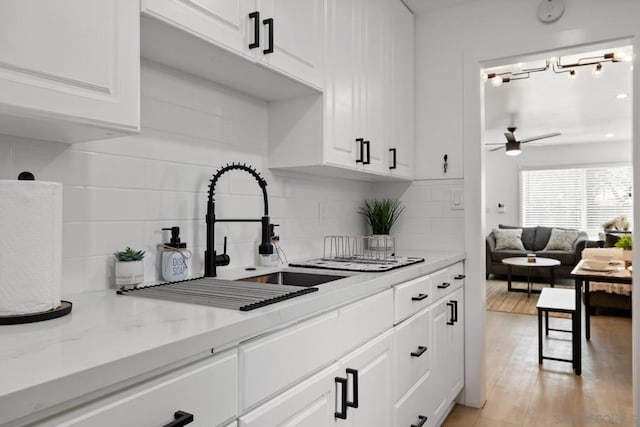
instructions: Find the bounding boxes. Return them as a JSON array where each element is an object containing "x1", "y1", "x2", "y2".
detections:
[
  {"x1": 502, "y1": 257, "x2": 561, "y2": 297},
  {"x1": 570, "y1": 260, "x2": 632, "y2": 376}
]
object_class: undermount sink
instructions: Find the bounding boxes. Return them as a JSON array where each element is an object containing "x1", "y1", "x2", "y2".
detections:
[{"x1": 238, "y1": 271, "x2": 349, "y2": 287}]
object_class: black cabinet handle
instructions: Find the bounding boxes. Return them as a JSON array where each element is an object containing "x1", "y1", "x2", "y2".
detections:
[
  {"x1": 452, "y1": 300, "x2": 458, "y2": 323},
  {"x1": 454, "y1": 274, "x2": 466, "y2": 280},
  {"x1": 447, "y1": 301, "x2": 455, "y2": 325},
  {"x1": 410, "y1": 345, "x2": 428, "y2": 357},
  {"x1": 363, "y1": 140, "x2": 370, "y2": 164},
  {"x1": 248, "y1": 11, "x2": 260, "y2": 49},
  {"x1": 411, "y1": 293, "x2": 428, "y2": 301},
  {"x1": 346, "y1": 368, "x2": 359, "y2": 409},
  {"x1": 355, "y1": 138, "x2": 364, "y2": 163},
  {"x1": 263, "y1": 17, "x2": 274, "y2": 54},
  {"x1": 411, "y1": 415, "x2": 428, "y2": 427},
  {"x1": 334, "y1": 376, "x2": 348, "y2": 419},
  {"x1": 389, "y1": 148, "x2": 397, "y2": 169},
  {"x1": 437, "y1": 282, "x2": 451, "y2": 289},
  {"x1": 163, "y1": 411, "x2": 194, "y2": 427}
]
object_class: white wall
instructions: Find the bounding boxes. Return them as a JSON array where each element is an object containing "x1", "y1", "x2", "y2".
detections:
[
  {"x1": 414, "y1": 0, "x2": 640, "y2": 410},
  {"x1": 485, "y1": 140, "x2": 632, "y2": 235},
  {"x1": 0, "y1": 61, "x2": 371, "y2": 295}
]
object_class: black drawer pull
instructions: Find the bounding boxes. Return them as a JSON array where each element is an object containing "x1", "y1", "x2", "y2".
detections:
[
  {"x1": 346, "y1": 368, "x2": 359, "y2": 409},
  {"x1": 334, "y1": 376, "x2": 348, "y2": 419},
  {"x1": 410, "y1": 345, "x2": 428, "y2": 357},
  {"x1": 411, "y1": 415, "x2": 428, "y2": 427},
  {"x1": 363, "y1": 140, "x2": 371, "y2": 165},
  {"x1": 355, "y1": 138, "x2": 364, "y2": 163},
  {"x1": 389, "y1": 148, "x2": 397, "y2": 169},
  {"x1": 454, "y1": 274, "x2": 466, "y2": 280},
  {"x1": 163, "y1": 410, "x2": 194, "y2": 427},
  {"x1": 263, "y1": 17, "x2": 274, "y2": 54},
  {"x1": 411, "y1": 293, "x2": 428, "y2": 301},
  {"x1": 452, "y1": 300, "x2": 458, "y2": 323},
  {"x1": 437, "y1": 282, "x2": 451, "y2": 289},
  {"x1": 248, "y1": 11, "x2": 260, "y2": 49},
  {"x1": 447, "y1": 301, "x2": 455, "y2": 325}
]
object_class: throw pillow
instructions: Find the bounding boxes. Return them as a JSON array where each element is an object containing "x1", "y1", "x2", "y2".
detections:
[
  {"x1": 493, "y1": 228, "x2": 525, "y2": 251},
  {"x1": 544, "y1": 228, "x2": 580, "y2": 251}
]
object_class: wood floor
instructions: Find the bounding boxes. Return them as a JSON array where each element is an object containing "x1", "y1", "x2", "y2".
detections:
[{"x1": 443, "y1": 310, "x2": 632, "y2": 426}]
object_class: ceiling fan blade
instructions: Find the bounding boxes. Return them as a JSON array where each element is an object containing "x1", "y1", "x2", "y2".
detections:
[
  {"x1": 519, "y1": 132, "x2": 561, "y2": 143},
  {"x1": 485, "y1": 142, "x2": 505, "y2": 146},
  {"x1": 504, "y1": 132, "x2": 517, "y2": 144},
  {"x1": 489, "y1": 145, "x2": 505, "y2": 152}
]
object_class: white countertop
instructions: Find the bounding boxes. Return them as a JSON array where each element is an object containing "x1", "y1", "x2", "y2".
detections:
[{"x1": 0, "y1": 250, "x2": 464, "y2": 425}]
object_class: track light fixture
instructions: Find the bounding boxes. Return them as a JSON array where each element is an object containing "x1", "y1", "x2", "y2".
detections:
[{"x1": 485, "y1": 52, "x2": 622, "y2": 84}]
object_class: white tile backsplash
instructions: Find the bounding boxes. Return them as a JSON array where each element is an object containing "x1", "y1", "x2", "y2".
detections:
[
  {"x1": 373, "y1": 179, "x2": 465, "y2": 253},
  {"x1": 2, "y1": 62, "x2": 371, "y2": 294}
]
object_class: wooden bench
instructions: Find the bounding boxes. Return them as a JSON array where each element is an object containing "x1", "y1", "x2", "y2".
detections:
[{"x1": 536, "y1": 288, "x2": 576, "y2": 367}]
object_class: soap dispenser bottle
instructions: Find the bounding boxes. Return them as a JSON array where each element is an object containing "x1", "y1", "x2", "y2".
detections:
[{"x1": 161, "y1": 227, "x2": 191, "y2": 282}]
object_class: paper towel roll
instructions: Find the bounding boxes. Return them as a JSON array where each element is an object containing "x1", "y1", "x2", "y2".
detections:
[{"x1": 0, "y1": 180, "x2": 62, "y2": 316}]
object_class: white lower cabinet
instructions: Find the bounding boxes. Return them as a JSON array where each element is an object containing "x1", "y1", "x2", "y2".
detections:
[
  {"x1": 239, "y1": 363, "x2": 341, "y2": 427},
  {"x1": 431, "y1": 288, "x2": 464, "y2": 425},
  {"x1": 394, "y1": 371, "x2": 432, "y2": 427},
  {"x1": 240, "y1": 311, "x2": 339, "y2": 410},
  {"x1": 335, "y1": 330, "x2": 394, "y2": 426},
  {"x1": 393, "y1": 306, "x2": 431, "y2": 401},
  {"x1": 53, "y1": 350, "x2": 238, "y2": 427}
]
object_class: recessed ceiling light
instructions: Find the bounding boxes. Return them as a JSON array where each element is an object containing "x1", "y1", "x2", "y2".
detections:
[
  {"x1": 616, "y1": 93, "x2": 629, "y2": 99},
  {"x1": 606, "y1": 133, "x2": 615, "y2": 138}
]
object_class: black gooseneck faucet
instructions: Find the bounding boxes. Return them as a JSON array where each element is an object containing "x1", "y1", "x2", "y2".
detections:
[{"x1": 205, "y1": 163, "x2": 274, "y2": 277}]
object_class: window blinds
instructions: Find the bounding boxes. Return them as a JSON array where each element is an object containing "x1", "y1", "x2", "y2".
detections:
[{"x1": 521, "y1": 165, "x2": 632, "y2": 237}]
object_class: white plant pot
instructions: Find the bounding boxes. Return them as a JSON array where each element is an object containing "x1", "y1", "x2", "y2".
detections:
[{"x1": 115, "y1": 260, "x2": 144, "y2": 287}]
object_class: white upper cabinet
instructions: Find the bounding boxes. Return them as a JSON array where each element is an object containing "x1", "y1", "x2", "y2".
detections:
[
  {"x1": 268, "y1": 0, "x2": 415, "y2": 182},
  {"x1": 140, "y1": 0, "x2": 253, "y2": 58},
  {"x1": 0, "y1": 0, "x2": 139, "y2": 143},
  {"x1": 140, "y1": 0, "x2": 324, "y2": 99},
  {"x1": 259, "y1": 0, "x2": 324, "y2": 88},
  {"x1": 387, "y1": 0, "x2": 415, "y2": 180}
]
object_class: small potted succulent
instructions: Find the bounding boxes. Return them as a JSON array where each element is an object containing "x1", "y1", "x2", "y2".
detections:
[{"x1": 114, "y1": 247, "x2": 146, "y2": 287}]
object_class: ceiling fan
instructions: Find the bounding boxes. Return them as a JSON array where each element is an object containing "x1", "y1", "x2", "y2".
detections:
[{"x1": 486, "y1": 127, "x2": 561, "y2": 156}]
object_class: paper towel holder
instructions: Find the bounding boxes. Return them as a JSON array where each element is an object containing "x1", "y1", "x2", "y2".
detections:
[{"x1": 0, "y1": 301, "x2": 72, "y2": 325}]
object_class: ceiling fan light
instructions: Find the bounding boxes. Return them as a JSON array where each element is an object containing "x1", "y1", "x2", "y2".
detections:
[
  {"x1": 505, "y1": 141, "x2": 522, "y2": 156},
  {"x1": 490, "y1": 75, "x2": 503, "y2": 87}
]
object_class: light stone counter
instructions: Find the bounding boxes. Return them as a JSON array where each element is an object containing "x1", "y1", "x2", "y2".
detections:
[{"x1": 0, "y1": 250, "x2": 464, "y2": 425}]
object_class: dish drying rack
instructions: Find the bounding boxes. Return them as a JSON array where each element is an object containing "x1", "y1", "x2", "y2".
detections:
[
  {"x1": 288, "y1": 235, "x2": 424, "y2": 272},
  {"x1": 323, "y1": 235, "x2": 398, "y2": 264}
]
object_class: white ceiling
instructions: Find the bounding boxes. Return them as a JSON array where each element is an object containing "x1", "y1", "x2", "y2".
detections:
[
  {"x1": 483, "y1": 45, "x2": 633, "y2": 151},
  {"x1": 402, "y1": 0, "x2": 479, "y2": 14}
]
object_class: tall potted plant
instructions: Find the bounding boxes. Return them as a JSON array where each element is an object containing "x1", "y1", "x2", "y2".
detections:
[
  {"x1": 114, "y1": 247, "x2": 145, "y2": 287},
  {"x1": 358, "y1": 199, "x2": 404, "y2": 250}
]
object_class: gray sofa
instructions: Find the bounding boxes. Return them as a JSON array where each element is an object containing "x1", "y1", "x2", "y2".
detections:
[{"x1": 486, "y1": 225, "x2": 593, "y2": 279}]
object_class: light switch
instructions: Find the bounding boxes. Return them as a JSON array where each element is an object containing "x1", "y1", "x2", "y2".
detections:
[{"x1": 450, "y1": 189, "x2": 464, "y2": 210}]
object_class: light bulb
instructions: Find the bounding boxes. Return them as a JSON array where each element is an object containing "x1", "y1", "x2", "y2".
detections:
[
  {"x1": 592, "y1": 63, "x2": 603, "y2": 77},
  {"x1": 491, "y1": 76, "x2": 503, "y2": 87},
  {"x1": 505, "y1": 148, "x2": 521, "y2": 156},
  {"x1": 616, "y1": 93, "x2": 629, "y2": 99}
]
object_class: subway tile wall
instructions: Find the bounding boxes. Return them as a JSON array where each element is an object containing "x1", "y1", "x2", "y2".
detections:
[
  {"x1": 0, "y1": 61, "x2": 370, "y2": 295},
  {"x1": 373, "y1": 179, "x2": 465, "y2": 253}
]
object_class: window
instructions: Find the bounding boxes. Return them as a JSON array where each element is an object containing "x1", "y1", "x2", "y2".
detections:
[{"x1": 521, "y1": 165, "x2": 632, "y2": 238}]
